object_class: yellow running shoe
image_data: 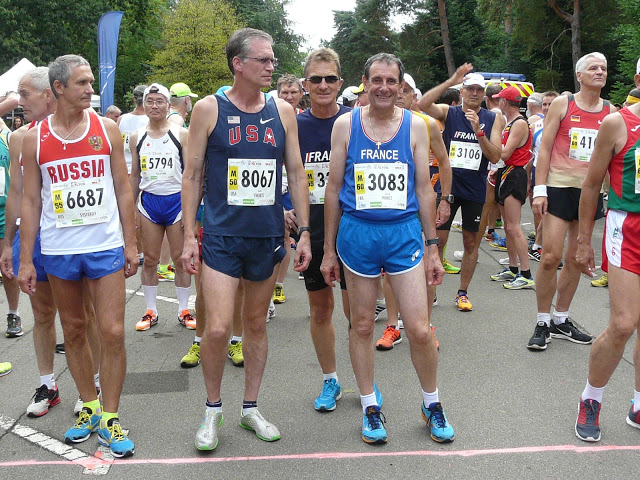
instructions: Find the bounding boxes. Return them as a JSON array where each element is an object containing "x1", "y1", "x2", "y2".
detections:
[
  {"x1": 0, "y1": 361, "x2": 11, "y2": 377},
  {"x1": 455, "y1": 293, "x2": 473, "y2": 311},
  {"x1": 157, "y1": 264, "x2": 175, "y2": 282},
  {"x1": 272, "y1": 284, "x2": 286, "y2": 304},
  {"x1": 442, "y1": 259, "x2": 460, "y2": 274},
  {"x1": 591, "y1": 273, "x2": 608, "y2": 287},
  {"x1": 180, "y1": 342, "x2": 201, "y2": 368},
  {"x1": 228, "y1": 341, "x2": 244, "y2": 367}
]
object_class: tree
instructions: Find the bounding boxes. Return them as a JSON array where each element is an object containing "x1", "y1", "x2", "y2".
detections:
[
  {"x1": 548, "y1": 0, "x2": 581, "y2": 91},
  {"x1": 150, "y1": 0, "x2": 242, "y2": 96},
  {"x1": 437, "y1": 0, "x2": 455, "y2": 76}
]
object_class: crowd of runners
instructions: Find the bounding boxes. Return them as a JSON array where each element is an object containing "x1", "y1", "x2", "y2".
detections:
[{"x1": 0, "y1": 26, "x2": 639, "y2": 457}]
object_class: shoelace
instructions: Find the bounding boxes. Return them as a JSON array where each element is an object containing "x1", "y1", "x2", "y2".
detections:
[
  {"x1": 106, "y1": 421, "x2": 126, "y2": 441},
  {"x1": 141, "y1": 313, "x2": 154, "y2": 323},
  {"x1": 32, "y1": 384, "x2": 50, "y2": 402},
  {"x1": 382, "y1": 326, "x2": 398, "y2": 340},
  {"x1": 7, "y1": 316, "x2": 19, "y2": 329},
  {"x1": 458, "y1": 294, "x2": 469, "y2": 303},
  {"x1": 428, "y1": 404, "x2": 447, "y2": 429},
  {"x1": 578, "y1": 400, "x2": 599, "y2": 424},
  {"x1": 321, "y1": 380, "x2": 337, "y2": 397},
  {"x1": 181, "y1": 312, "x2": 194, "y2": 324},
  {"x1": 75, "y1": 410, "x2": 94, "y2": 428},
  {"x1": 365, "y1": 406, "x2": 386, "y2": 430},
  {"x1": 275, "y1": 286, "x2": 283, "y2": 297}
]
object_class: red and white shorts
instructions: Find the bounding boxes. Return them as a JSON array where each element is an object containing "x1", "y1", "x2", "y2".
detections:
[{"x1": 602, "y1": 209, "x2": 640, "y2": 275}]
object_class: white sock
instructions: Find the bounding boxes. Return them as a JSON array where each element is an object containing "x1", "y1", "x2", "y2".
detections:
[
  {"x1": 323, "y1": 372, "x2": 338, "y2": 382},
  {"x1": 142, "y1": 285, "x2": 158, "y2": 314},
  {"x1": 194, "y1": 336, "x2": 202, "y2": 344},
  {"x1": 553, "y1": 309, "x2": 569, "y2": 325},
  {"x1": 537, "y1": 312, "x2": 551, "y2": 327},
  {"x1": 634, "y1": 390, "x2": 640, "y2": 412},
  {"x1": 230, "y1": 336, "x2": 242, "y2": 344},
  {"x1": 176, "y1": 287, "x2": 191, "y2": 312},
  {"x1": 422, "y1": 388, "x2": 439, "y2": 408},
  {"x1": 40, "y1": 374, "x2": 56, "y2": 390},
  {"x1": 581, "y1": 380, "x2": 605, "y2": 403},
  {"x1": 8, "y1": 309, "x2": 19, "y2": 316},
  {"x1": 361, "y1": 392, "x2": 378, "y2": 412},
  {"x1": 94, "y1": 373, "x2": 100, "y2": 389}
]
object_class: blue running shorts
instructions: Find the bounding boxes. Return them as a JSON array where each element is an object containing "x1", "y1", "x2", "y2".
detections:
[
  {"x1": 337, "y1": 213, "x2": 424, "y2": 277},
  {"x1": 41, "y1": 247, "x2": 125, "y2": 281},
  {"x1": 13, "y1": 229, "x2": 49, "y2": 282},
  {"x1": 138, "y1": 191, "x2": 182, "y2": 225},
  {"x1": 201, "y1": 235, "x2": 286, "y2": 282}
]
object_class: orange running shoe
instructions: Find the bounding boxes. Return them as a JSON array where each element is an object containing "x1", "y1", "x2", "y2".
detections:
[
  {"x1": 178, "y1": 310, "x2": 196, "y2": 329},
  {"x1": 375, "y1": 324, "x2": 402, "y2": 351},
  {"x1": 136, "y1": 310, "x2": 158, "y2": 331}
]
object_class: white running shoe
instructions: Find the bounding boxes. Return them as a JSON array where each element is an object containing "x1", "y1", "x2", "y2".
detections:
[
  {"x1": 239, "y1": 410, "x2": 280, "y2": 441},
  {"x1": 195, "y1": 410, "x2": 224, "y2": 450}
]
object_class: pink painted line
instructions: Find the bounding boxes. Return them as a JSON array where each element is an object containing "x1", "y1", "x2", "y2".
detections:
[{"x1": 2, "y1": 444, "x2": 640, "y2": 469}]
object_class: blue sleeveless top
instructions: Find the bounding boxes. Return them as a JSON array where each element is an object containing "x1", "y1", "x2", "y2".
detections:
[
  {"x1": 339, "y1": 107, "x2": 417, "y2": 221},
  {"x1": 203, "y1": 93, "x2": 286, "y2": 237},
  {"x1": 442, "y1": 105, "x2": 496, "y2": 203}
]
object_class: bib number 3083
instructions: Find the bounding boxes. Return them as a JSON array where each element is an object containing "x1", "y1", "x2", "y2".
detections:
[
  {"x1": 355, "y1": 162, "x2": 407, "y2": 210},
  {"x1": 52, "y1": 178, "x2": 108, "y2": 228}
]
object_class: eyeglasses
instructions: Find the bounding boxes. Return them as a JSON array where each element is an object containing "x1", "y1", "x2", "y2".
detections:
[
  {"x1": 243, "y1": 57, "x2": 279, "y2": 67},
  {"x1": 145, "y1": 99, "x2": 167, "y2": 107},
  {"x1": 306, "y1": 75, "x2": 341, "y2": 84}
]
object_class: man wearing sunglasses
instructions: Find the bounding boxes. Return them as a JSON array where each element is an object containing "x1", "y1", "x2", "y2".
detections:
[{"x1": 182, "y1": 27, "x2": 311, "y2": 451}]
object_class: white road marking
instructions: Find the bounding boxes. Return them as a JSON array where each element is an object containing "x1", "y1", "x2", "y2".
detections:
[{"x1": 126, "y1": 289, "x2": 195, "y2": 309}]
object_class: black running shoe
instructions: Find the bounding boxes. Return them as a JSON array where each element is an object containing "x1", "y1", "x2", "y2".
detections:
[
  {"x1": 6, "y1": 313, "x2": 23, "y2": 338},
  {"x1": 575, "y1": 399, "x2": 601, "y2": 442},
  {"x1": 527, "y1": 321, "x2": 550, "y2": 350},
  {"x1": 550, "y1": 319, "x2": 593, "y2": 344},
  {"x1": 55, "y1": 343, "x2": 65, "y2": 354}
]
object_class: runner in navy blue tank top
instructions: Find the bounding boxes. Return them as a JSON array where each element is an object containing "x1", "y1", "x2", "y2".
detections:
[
  {"x1": 181, "y1": 28, "x2": 311, "y2": 451},
  {"x1": 322, "y1": 53, "x2": 454, "y2": 446},
  {"x1": 419, "y1": 64, "x2": 503, "y2": 312}
]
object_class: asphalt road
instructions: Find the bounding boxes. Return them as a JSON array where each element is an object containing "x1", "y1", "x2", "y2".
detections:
[{"x1": 0, "y1": 208, "x2": 638, "y2": 479}]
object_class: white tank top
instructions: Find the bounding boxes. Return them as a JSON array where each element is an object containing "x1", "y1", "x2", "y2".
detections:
[
  {"x1": 118, "y1": 112, "x2": 148, "y2": 173},
  {"x1": 135, "y1": 123, "x2": 184, "y2": 195}
]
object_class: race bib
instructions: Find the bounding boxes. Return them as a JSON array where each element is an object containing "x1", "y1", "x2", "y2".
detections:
[
  {"x1": 227, "y1": 158, "x2": 276, "y2": 206},
  {"x1": 140, "y1": 154, "x2": 175, "y2": 181},
  {"x1": 355, "y1": 162, "x2": 407, "y2": 210},
  {"x1": 51, "y1": 177, "x2": 109, "y2": 228},
  {"x1": 0, "y1": 167, "x2": 5, "y2": 197},
  {"x1": 449, "y1": 140, "x2": 482, "y2": 170},
  {"x1": 305, "y1": 162, "x2": 330, "y2": 204},
  {"x1": 569, "y1": 128, "x2": 598, "y2": 162},
  {"x1": 635, "y1": 148, "x2": 640, "y2": 194},
  {"x1": 122, "y1": 132, "x2": 131, "y2": 153}
]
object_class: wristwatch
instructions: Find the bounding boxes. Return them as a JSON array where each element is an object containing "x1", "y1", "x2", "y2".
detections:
[
  {"x1": 442, "y1": 194, "x2": 454, "y2": 203},
  {"x1": 425, "y1": 238, "x2": 440, "y2": 246},
  {"x1": 297, "y1": 226, "x2": 311, "y2": 236}
]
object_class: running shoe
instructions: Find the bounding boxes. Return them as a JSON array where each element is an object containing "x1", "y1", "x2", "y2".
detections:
[
  {"x1": 315, "y1": 378, "x2": 342, "y2": 412},
  {"x1": 575, "y1": 399, "x2": 601, "y2": 442},
  {"x1": 422, "y1": 402, "x2": 455, "y2": 443},
  {"x1": 498, "y1": 257, "x2": 513, "y2": 266},
  {"x1": 55, "y1": 343, "x2": 65, "y2": 354},
  {"x1": 181, "y1": 342, "x2": 201, "y2": 368},
  {"x1": 489, "y1": 236, "x2": 507, "y2": 251},
  {"x1": 431, "y1": 324, "x2": 440, "y2": 351},
  {"x1": 451, "y1": 220, "x2": 462, "y2": 230},
  {"x1": 376, "y1": 324, "x2": 401, "y2": 350},
  {"x1": 527, "y1": 321, "x2": 550, "y2": 350},
  {"x1": 298, "y1": 271, "x2": 304, "y2": 280},
  {"x1": 0, "y1": 361, "x2": 11, "y2": 377},
  {"x1": 362, "y1": 405, "x2": 387, "y2": 444},
  {"x1": 27, "y1": 384, "x2": 61, "y2": 417},
  {"x1": 485, "y1": 231, "x2": 496, "y2": 241},
  {"x1": 195, "y1": 410, "x2": 223, "y2": 450},
  {"x1": 373, "y1": 382, "x2": 384, "y2": 408},
  {"x1": 178, "y1": 310, "x2": 196, "y2": 329},
  {"x1": 239, "y1": 410, "x2": 281, "y2": 442},
  {"x1": 397, "y1": 314, "x2": 404, "y2": 329},
  {"x1": 98, "y1": 418, "x2": 135, "y2": 458},
  {"x1": 267, "y1": 299, "x2": 276, "y2": 322},
  {"x1": 64, "y1": 406, "x2": 101, "y2": 444},
  {"x1": 455, "y1": 293, "x2": 472, "y2": 311},
  {"x1": 550, "y1": 319, "x2": 594, "y2": 344},
  {"x1": 136, "y1": 310, "x2": 158, "y2": 331},
  {"x1": 495, "y1": 219, "x2": 503, "y2": 228},
  {"x1": 5, "y1": 313, "x2": 23, "y2": 338},
  {"x1": 527, "y1": 231, "x2": 536, "y2": 242},
  {"x1": 442, "y1": 259, "x2": 460, "y2": 274},
  {"x1": 627, "y1": 401, "x2": 640, "y2": 430},
  {"x1": 490, "y1": 268, "x2": 516, "y2": 282},
  {"x1": 433, "y1": 294, "x2": 438, "y2": 307},
  {"x1": 374, "y1": 301, "x2": 386, "y2": 321},
  {"x1": 591, "y1": 273, "x2": 608, "y2": 287},
  {"x1": 272, "y1": 284, "x2": 286, "y2": 304},
  {"x1": 157, "y1": 265, "x2": 175, "y2": 282},
  {"x1": 453, "y1": 250, "x2": 463, "y2": 261},
  {"x1": 504, "y1": 274, "x2": 535, "y2": 290},
  {"x1": 228, "y1": 341, "x2": 244, "y2": 367},
  {"x1": 74, "y1": 387, "x2": 102, "y2": 415},
  {"x1": 528, "y1": 245, "x2": 542, "y2": 262}
]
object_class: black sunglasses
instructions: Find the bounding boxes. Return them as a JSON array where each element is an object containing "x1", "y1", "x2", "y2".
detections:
[{"x1": 306, "y1": 75, "x2": 341, "y2": 84}]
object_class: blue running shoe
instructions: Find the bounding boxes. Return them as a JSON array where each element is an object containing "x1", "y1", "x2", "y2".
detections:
[
  {"x1": 315, "y1": 378, "x2": 342, "y2": 412},
  {"x1": 64, "y1": 407, "x2": 101, "y2": 444},
  {"x1": 98, "y1": 418, "x2": 135, "y2": 458},
  {"x1": 421, "y1": 402, "x2": 455, "y2": 443},
  {"x1": 374, "y1": 382, "x2": 383, "y2": 408},
  {"x1": 362, "y1": 405, "x2": 387, "y2": 444}
]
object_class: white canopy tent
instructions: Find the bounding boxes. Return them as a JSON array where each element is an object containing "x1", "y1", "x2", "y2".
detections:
[{"x1": 0, "y1": 58, "x2": 36, "y2": 96}]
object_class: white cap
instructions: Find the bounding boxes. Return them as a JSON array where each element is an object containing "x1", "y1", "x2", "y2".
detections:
[
  {"x1": 143, "y1": 83, "x2": 170, "y2": 102},
  {"x1": 637, "y1": 57, "x2": 640, "y2": 74},
  {"x1": 341, "y1": 86, "x2": 358, "y2": 102},
  {"x1": 403, "y1": 73, "x2": 416, "y2": 90},
  {"x1": 462, "y1": 73, "x2": 485, "y2": 88}
]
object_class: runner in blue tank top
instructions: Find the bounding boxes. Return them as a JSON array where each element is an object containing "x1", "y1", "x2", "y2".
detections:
[
  {"x1": 181, "y1": 28, "x2": 311, "y2": 452},
  {"x1": 321, "y1": 53, "x2": 454, "y2": 446},
  {"x1": 419, "y1": 64, "x2": 503, "y2": 312}
]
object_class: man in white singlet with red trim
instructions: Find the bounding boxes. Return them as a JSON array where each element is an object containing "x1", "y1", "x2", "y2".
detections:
[{"x1": 18, "y1": 55, "x2": 138, "y2": 458}]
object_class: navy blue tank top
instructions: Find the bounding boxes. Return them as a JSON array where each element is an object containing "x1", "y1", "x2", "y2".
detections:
[
  {"x1": 298, "y1": 104, "x2": 351, "y2": 244},
  {"x1": 339, "y1": 107, "x2": 417, "y2": 221},
  {"x1": 203, "y1": 93, "x2": 286, "y2": 237},
  {"x1": 442, "y1": 105, "x2": 496, "y2": 203}
]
